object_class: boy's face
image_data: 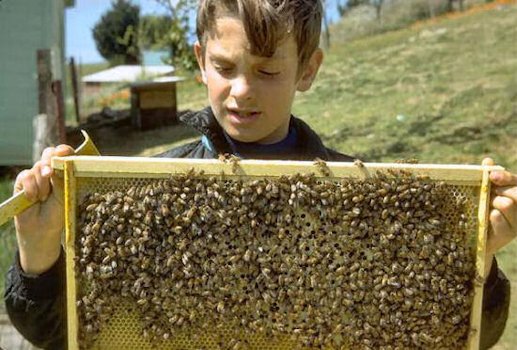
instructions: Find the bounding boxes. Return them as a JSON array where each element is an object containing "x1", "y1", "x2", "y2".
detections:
[{"x1": 195, "y1": 17, "x2": 322, "y2": 144}]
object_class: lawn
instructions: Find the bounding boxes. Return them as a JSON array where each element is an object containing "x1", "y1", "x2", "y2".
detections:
[{"x1": 1, "y1": 1, "x2": 516, "y2": 347}]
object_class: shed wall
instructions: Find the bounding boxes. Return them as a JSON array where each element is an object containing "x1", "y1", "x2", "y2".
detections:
[{"x1": 0, "y1": 0, "x2": 65, "y2": 165}]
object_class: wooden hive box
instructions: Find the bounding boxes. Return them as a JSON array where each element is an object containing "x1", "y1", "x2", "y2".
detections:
[{"x1": 130, "y1": 79, "x2": 183, "y2": 131}]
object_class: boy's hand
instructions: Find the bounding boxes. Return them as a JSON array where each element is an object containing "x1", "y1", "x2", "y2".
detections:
[
  {"x1": 14, "y1": 145, "x2": 74, "y2": 275},
  {"x1": 483, "y1": 158, "x2": 517, "y2": 274}
]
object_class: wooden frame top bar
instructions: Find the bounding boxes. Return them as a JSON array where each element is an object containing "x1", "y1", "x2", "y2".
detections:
[{"x1": 52, "y1": 156, "x2": 504, "y2": 184}]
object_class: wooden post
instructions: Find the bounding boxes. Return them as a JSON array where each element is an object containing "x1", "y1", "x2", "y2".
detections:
[
  {"x1": 36, "y1": 49, "x2": 66, "y2": 155},
  {"x1": 37, "y1": 50, "x2": 57, "y2": 140},
  {"x1": 32, "y1": 114, "x2": 50, "y2": 163},
  {"x1": 35, "y1": 50, "x2": 53, "y2": 161},
  {"x1": 69, "y1": 57, "x2": 81, "y2": 125},
  {"x1": 52, "y1": 80, "x2": 67, "y2": 144}
]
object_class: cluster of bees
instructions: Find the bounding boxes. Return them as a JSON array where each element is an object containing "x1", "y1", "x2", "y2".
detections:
[{"x1": 75, "y1": 168, "x2": 475, "y2": 349}]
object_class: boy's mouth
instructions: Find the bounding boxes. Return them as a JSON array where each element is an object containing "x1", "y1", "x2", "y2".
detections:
[{"x1": 227, "y1": 108, "x2": 261, "y2": 124}]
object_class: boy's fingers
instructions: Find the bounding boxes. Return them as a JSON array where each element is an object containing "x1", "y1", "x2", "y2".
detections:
[
  {"x1": 41, "y1": 147, "x2": 55, "y2": 161},
  {"x1": 495, "y1": 186, "x2": 517, "y2": 202},
  {"x1": 488, "y1": 209, "x2": 516, "y2": 254},
  {"x1": 14, "y1": 170, "x2": 30, "y2": 194},
  {"x1": 19, "y1": 171, "x2": 38, "y2": 202},
  {"x1": 490, "y1": 170, "x2": 517, "y2": 186},
  {"x1": 40, "y1": 147, "x2": 55, "y2": 177},
  {"x1": 491, "y1": 195, "x2": 517, "y2": 232},
  {"x1": 41, "y1": 145, "x2": 74, "y2": 159},
  {"x1": 33, "y1": 161, "x2": 52, "y2": 202},
  {"x1": 40, "y1": 145, "x2": 74, "y2": 177},
  {"x1": 481, "y1": 157, "x2": 517, "y2": 187},
  {"x1": 55, "y1": 144, "x2": 75, "y2": 156}
]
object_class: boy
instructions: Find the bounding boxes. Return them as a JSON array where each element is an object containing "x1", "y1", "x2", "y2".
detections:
[{"x1": 5, "y1": 1, "x2": 515, "y2": 349}]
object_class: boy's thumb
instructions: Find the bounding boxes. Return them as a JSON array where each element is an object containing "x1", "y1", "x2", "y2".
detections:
[{"x1": 482, "y1": 157, "x2": 495, "y2": 166}]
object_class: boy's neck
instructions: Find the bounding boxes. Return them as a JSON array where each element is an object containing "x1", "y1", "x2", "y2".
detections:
[{"x1": 223, "y1": 121, "x2": 298, "y2": 159}]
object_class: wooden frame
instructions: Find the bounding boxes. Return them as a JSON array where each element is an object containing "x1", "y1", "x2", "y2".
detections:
[
  {"x1": 53, "y1": 156, "x2": 502, "y2": 350},
  {"x1": 53, "y1": 156, "x2": 501, "y2": 183},
  {"x1": 64, "y1": 160, "x2": 80, "y2": 350}
]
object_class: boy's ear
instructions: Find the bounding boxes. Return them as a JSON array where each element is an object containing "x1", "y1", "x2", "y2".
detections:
[
  {"x1": 194, "y1": 41, "x2": 208, "y2": 85},
  {"x1": 297, "y1": 48, "x2": 324, "y2": 92}
]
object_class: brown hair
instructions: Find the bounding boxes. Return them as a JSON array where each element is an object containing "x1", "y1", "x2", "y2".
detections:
[{"x1": 196, "y1": 0, "x2": 323, "y2": 68}]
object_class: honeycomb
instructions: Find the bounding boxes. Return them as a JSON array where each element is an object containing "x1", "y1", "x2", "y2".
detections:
[{"x1": 70, "y1": 168, "x2": 482, "y2": 350}]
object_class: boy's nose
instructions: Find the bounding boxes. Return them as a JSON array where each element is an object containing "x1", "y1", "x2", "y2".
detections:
[{"x1": 230, "y1": 75, "x2": 252, "y2": 100}]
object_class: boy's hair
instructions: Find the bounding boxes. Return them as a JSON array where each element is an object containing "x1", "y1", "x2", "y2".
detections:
[{"x1": 196, "y1": 0, "x2": 323, "y2": 69}]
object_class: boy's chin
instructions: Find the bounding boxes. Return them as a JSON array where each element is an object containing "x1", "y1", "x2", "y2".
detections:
[{"x1": 225, "y1": 131, "x2": 262, "y2": 144}]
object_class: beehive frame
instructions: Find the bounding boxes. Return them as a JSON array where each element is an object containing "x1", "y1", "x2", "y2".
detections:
[{"x1": 52, "y1": 156, "x2": 501, "y2": 350}]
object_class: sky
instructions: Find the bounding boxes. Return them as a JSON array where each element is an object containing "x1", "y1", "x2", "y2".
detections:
[
  {"x1": 66, "y1": 0, "x2": 168, "y2": 63},
  {"x1": 66, "y1": 0, "x2": 343, "y2": 64}
]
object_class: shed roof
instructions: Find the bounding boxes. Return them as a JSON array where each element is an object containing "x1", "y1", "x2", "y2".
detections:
[{"x1": 82, "y1": 65, "x2": 175, "y2": 83}]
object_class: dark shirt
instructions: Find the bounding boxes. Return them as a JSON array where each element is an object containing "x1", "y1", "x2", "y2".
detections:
[{"x1": 223, "y1": 122, "x2": 298, "y2": 159}]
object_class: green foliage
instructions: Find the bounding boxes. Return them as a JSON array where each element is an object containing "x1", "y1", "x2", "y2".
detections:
[
  {"x1": 338, "y1": 0, "x2": 385, "y2": 20},
  {"x1": 140, "y1": 15, "x2": 171, "y2": 51},
  {"x1": 92, "y1": 0, "x2": 141, "y2": 65},
  {"x1": 347, "y1": 0, "x2": 370, "y2": 8},
  {"x1": 151, "y1": 0, "x2": 198, "y2": 71}
]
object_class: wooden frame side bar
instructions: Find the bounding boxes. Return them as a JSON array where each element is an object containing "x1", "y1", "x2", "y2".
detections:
[
  {"x1": 64, "y1": 160, "x2": 79, "y2": 350},
  {"x1": 467, "y1": 169, "x2": 491, "y2": 350}
]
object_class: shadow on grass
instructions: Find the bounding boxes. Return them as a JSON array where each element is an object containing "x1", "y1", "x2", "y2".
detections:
[{"x1": 68, "y1": 111, "x2": 200, "y2": 157}]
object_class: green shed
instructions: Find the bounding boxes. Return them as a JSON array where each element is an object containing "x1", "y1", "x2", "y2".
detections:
[{"x1": 0, "y1": 0, "x2": 74, "y2": 166}]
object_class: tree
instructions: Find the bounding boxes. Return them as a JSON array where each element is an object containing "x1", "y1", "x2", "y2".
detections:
[
  {"x1": 448, "y1": 0, "x2": 465, "y2": 12},
  {"x1": 337, "y1": 0, "x2": 372, "y2": 16},
  {"x1": 140, "y1": 15, "x2": 171, "y2": 51},
  {"x1": 371, "y1": 0, "x2": 385, "y2": 21},
  {"x1": 152, "y1": 0, "x2": 198, "y2": 71},
  {"x1": 346, "y1": 0, "x2": 370, "y2": 10},
  {"x1": 337, "y1": 0, "x2": 385, "y2": 22},
  {"x1": 92, "y1": 0, "x2": 140, "y2": 65},
  {"x1": 337, "y1": 0, "x2": 347, "y2": 17},
  {"x1": 321, "y1": 0, "x2": 331, "y2": 49}
]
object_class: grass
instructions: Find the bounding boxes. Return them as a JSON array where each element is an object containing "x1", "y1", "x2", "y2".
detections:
[
  {"x1": 297, "y1": 1, "x2": 517, "y2": 167},
  {"x1": 1, "y1": 1, "x2": 516, "y2": 346}
]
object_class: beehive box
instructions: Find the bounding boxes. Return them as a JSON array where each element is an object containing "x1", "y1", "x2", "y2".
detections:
[{"x1": 52, "y1": 156, "x2": 500, "y2": 350}]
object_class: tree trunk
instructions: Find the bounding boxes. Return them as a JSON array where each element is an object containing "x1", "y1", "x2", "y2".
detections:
[
  {"x1": 322, "y1": 2, "x2": 331, "y2": 50},
  {"x1": 376, "y1": 4, "x2": 382, "y2": 22},
  {"x1": 69, "y1": 57, "x2": 81, "y2": 125},
  {"x1": 428, "y1": 0, "x2": 435, "y2": 17},
  {"x1": 52, "y1": 80, "x2": 67, "y2": 144}
]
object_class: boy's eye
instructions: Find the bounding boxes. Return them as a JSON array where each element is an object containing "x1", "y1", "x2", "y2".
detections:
[
  {"x1": 214, "y1": 65, "x2": 233, "y2": 74},
  {"x1": 258, "y1": 70, "x2": 280, "y2": 77}
]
